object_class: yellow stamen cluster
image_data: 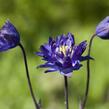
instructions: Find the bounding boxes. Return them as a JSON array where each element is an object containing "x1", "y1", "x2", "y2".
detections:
[
  {"x1": 59, "y1": 45, "x2": 74, "y2": 57},
  {"x1": 59, "y1": 45, "x2": 68, "y2": 56}
]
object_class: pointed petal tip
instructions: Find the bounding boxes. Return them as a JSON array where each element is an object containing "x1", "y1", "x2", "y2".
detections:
[
  {"x1": 36, "y1": 66, "x2": 40, "y2": 69},
  {"x1": 6, "y1": 19, "x2": 10, "y2": 23},
  {"x1": 67, "y1": 32, "x2": 74, "y2": 38},
  {"x1": 90, "y1": 56, "x2": 94, "y2": 60},
  {"x1": 44, "y1": 71, "x2": 48, "y2": 73},
  {"x1": 44, "y1": 69, "x2": 57, "y2": 73},
  {"x1": 4, "y1": 19, "x2": 12, "y2": 26}
]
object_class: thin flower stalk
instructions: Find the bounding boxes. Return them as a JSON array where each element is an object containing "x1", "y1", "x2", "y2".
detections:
[
  {"x1": 80, "y1": 16, "x2": 109, "y2": 109},
  {"x1": 64, "y1": 76, "x2": 69, "y2": 109},
  {"x1": 19, "y1": 43, "x2": 40, "y2": 109},
  {"x1": 80, "y1": 34, "x2": 96, "y2": 109}
]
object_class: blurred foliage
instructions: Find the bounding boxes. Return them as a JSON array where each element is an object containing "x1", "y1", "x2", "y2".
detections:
[{"x1": 0, "y1": 0, "x2": 109, "y2": 109}]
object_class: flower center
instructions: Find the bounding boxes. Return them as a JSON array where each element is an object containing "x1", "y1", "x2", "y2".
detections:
[
  {"x1": 59, "y1": 45, "x2": 74, "y2": 57},
  {"x1": 59, "y1": 45, "x2": 68, "y2": 56}
]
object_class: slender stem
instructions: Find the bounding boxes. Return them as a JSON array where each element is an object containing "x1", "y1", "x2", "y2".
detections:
[
  {"x1": 18, "y1": 43, "x2": 40, "y2": 109},
  {"x1": 64, "y1": 76, "x2": 69, "y2": 109},
  {"x1": 80, "y1": 34, "x2": 96, "y2": 109},
  {"x1": 80, "y1": 28, "x2": 108, "y2": 109}
]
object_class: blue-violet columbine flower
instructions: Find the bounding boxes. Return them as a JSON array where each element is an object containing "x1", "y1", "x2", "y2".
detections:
[
  {"x1": 36, "y1": 33, "x2": 90, "y2": 77},
  {"x1": 96, "y1": 16, "x2": 109, "y2": 39},
  {"x1": 0, "y1": 20, "x2": 20, "y2": 52}
]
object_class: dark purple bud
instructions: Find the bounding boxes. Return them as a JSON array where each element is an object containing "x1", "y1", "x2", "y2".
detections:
[
  {"x1": 0, "y1": 20, "x2": 20, "y2": 52},
  {"x1": 96, "y1": 16, "x2": 109, "y2": 39}
]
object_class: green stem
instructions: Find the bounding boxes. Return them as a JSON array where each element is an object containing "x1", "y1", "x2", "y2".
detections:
[
  {"x1": 19, "y1": 43, "x2": 40, "y2": 109},
  {"x1": 80, "y1": 34, "x2": 96, "y2": 109},
  {"x1": 64, "y1": 76, "x2": 69, "y2": 109}
]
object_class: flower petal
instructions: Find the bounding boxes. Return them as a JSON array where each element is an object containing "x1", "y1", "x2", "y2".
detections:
[
  {"x1": 66, "y1": 32, "x2": 75, "y2": 46},
  {"x1": 79, "y1": 56, "x2": 94, "y2": 61},
  {"x1": 36, "y1": 52, "x2": 44, "y2": 56},
  {"x1": 45, "y1": 69, "x2": 57, "y2": 73},
  {"x1": 72, "y1": 40, "x2": 87, "y2": 60}
]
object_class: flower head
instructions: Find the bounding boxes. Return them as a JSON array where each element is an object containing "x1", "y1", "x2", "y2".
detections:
[
  {"x1": 96, "y1": 16, "x2": 109, "y2": 39},
  {"x1": 36, "y1": 33, "x2": 90, "y2": 77},
  {"x1": 0, "y1": 20, "x2": 20, "y2": 52}
]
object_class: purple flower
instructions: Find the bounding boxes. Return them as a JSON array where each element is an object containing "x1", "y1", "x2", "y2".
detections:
[
  {"x1": 0, "y1": 20, "x2": 20, "y2": 52},
  {"x1": 36, "y1": 33, "x2": 90, "y2": 77},
  {"x1": 96, "y1": 16, "x2": 109, "y2": 39}
]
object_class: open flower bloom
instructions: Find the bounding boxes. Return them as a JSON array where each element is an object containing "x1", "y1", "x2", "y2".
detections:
[
  {"x1": 0, "y1": 20, "x2": 20, "y2": 52},
  {"x1": 36, "y1": 33, "x2": 90, "y2": 77},
  {"x1": 96, "y1": 16, "x2": 109, "y2": 39}
]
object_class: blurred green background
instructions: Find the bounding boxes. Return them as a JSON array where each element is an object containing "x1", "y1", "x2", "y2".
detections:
[{"x1": 0, "y1": 0, "x2": 109, "y2": 109}]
